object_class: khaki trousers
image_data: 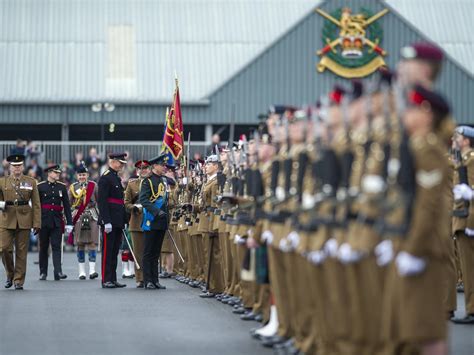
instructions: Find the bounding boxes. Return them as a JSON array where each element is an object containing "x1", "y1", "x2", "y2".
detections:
[
  {"x1": 457, "y1": 232, "x2": 474, "y2": 314},
  {"x1": 204, "y1": 233, "x2": 225, "y2": 293},
  {"x1": 130, "y1": 231, "x2": 145, "y2": 283},
  {"x1": 1, "y1": 228, "x2": 30, "y2": 285}
]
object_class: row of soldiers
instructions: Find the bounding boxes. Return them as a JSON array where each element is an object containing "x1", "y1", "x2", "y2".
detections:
[{"x1": 166, "y1": 41, "x2": 472, "y2": 355}]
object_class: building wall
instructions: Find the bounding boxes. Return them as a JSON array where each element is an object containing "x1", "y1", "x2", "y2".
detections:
[{"x1": 1, "y1": 0, "x2": 472, "y2": 131}]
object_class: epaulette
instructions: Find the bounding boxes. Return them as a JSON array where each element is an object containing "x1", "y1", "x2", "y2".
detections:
[
  {"x1": 128, "y1": 178, "x2": 138, "y2": 183},
  {"x1": 103, "y1": 170, "x2": 110, "y2": 176},
  {"x1": 37, "y1": 181, "x2": 46, "y2": 185},
  {"x1": 57, "y1": 181, "x2": 66, "y2": 185}
]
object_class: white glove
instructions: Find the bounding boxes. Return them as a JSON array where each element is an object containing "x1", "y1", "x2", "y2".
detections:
[
  {"x1": 287, "y1": 231, "x2": 300, "y2": 249},
  {"x1": 337, "y1": 243, "x2": 363, "y2": 264},
  {"x1": 307, "y1": 250, "x2": 327, "y2": 265},
  {"x1": 0, "y1": 201, "x2": 5, "y2": 211},
  {"x1": 324, "y1": 238, "x2": 339, "y2": 258},
  {"x1": 465, "y1": 228, "x2": 474, "y2": 237},
  {"x1": 65, "y1": 225, "x2": 73, "y2": 234},
  {"x1": 375, "y1": 239, "x2": 394, "y2": 267},
  {"x1": 395, "y1": 251, "x2": 426, "y2": 277},
  {"x1": 234, "y1": 234, "x2": 246, "y2": 245},
  {"x1": 104, "y1": 223, "x2": 113, "y2": 234},
  {"x1": 182, "y1": 177, "x2": 188, "y2": 185},
  {"x1": 453, "y1": 183, "x2": 473, "y2": 201},
  {"x1": 279, "y1": 238, "x2": 292, "y2": 252},
  {"x1": 261, "y1": 230, "x2": 274, "y2": 245}
]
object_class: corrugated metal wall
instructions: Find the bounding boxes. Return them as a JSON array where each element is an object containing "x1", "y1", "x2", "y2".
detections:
[
  {"x1": 204, "y1": 0, "x2": 474, "y2": 124},
  {"x1": 1, "y1": 0, "x2": 473, "y2": 126}
]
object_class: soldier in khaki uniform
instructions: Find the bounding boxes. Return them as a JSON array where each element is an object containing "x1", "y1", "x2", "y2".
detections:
[
  {"x1": 124, "y1": 160, "x2": 151, "y2": 288},
  {"x1": 382, "y1": 85, "x2": 452, "y2": 355},
  {"x1": 450, "y1": 126, "x2": 474, "y2": 323},
  {"x1": 0, "y1": 154, "x2": 41, "y2": 290},
  {"x1": 199, "y1": 154, "x2": 225, "y2": 298}
]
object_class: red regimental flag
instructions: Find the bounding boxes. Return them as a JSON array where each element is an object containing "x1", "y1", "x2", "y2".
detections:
[{"x1": 163, "y1": 84, "x2": 184, "y2": 159}]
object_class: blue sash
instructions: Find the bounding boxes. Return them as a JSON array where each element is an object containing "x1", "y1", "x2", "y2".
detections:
[{"x1": 141, "y1": 197, "x2": 164, "y2": 231}]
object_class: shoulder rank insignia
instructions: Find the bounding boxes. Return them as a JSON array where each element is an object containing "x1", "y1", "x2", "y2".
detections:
[
  {"x1": 103, "y1": 170, "x2": 110, "y2": 176},
  {"x1": 416, "y1": 169, "x2": 442, "y2": 189}
]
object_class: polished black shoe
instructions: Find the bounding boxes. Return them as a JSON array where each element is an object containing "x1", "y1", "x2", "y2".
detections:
[
  {"x1": 114, "y1": 281, "x2": 127, "y2": 288},
  {"x1": 199, "y1": 291, "x2": 215, "y2": 298},
  {"x1": 4, "y1": 279, "x2": 13, "y2": 288},
  {"x1": 14, "y1": 283, "x2": 23, "y2": 290},
  {"x1": 232, "y1": 307, "x2": 247, "y2": 315},
  {"x1": 250, "y1": 327, "x2": 265, "y2": 340},
  {"x1": 451, "y1": 314, "x2": 474, "y2": 324},
  {"x1": 136, "y1": 282, "x2": 145, "y2": 288},
  {"x1": 457, "y1": 282, "x2": 464, "y2": 293},
  {"x1": 159, "y1": 271, "x2": 171, "y2": 279},
  {"x1": 273, "y1": 338, "x2": 294, "y2": 350},
  {"x1": 89, "y1": 272, "x2": 99, "y2": 280},
  {"x1": 39, "y1": 274, "x2": 47, "y2": 281},
  {"x1": 261, "y1": 335, "x2": 287, "y2": 348},
  {"x1": 154, "y1": 282, "x2": 166, "y2": 290},
  {"x1": 189, "y1": 281, "x2": 200, "y2": 288},
  {"x1": 145, "y1": 282, "x2": 157, "y2": 289},
  {"x1": 54, "y1": 273, "x2": 67, "y2": 281},
  {"x1": 241, "y1": 311, "x2": 258, "y2": 321},
  {"x1": 102, "y1": 281, "x2": 117, "y2": 288},
  {"x1": 79, "y1": 275, "x2": 86, "y2": 280},
  {"x1": 254, "y1": 313, "x2": 263, "y2": 322}
]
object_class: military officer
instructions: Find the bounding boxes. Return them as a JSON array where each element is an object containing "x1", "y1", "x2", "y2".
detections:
[
  {"x1": 98, "y1": 152, "x2": 128, "y2": 289},
  {"x1": 124, "y1": 159, "x2": 151, "y2": 288},
  {"x1": 38, "y1": 164, "x2": 73, "y2": 281},
  {"x1": 139, "y1": 153, "x2": 169, "y2": 290},
  {"x1": 68, "y1": 163, "x2": 99, "y2": 280},
  {"x1": 0, "y1": 154, "x2": 41, "y2": 290}
]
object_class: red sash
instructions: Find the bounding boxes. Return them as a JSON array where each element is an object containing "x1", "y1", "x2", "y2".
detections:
[
  {"x1": 67, "y1": 181, "x2": 95, "y2": 245},
  {"x1": 107, "y1": 198, "x2": 124, "y2": 205}
]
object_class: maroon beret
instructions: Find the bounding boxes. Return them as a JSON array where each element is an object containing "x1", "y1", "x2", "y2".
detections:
[{"x1": 401, "y1": 42, "x2": 443, "y2": 62}]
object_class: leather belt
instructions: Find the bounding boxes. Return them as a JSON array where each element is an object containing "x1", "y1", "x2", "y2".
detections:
[
  {"x1": 107, "y1": 198, "x2": 124, "y2": 205},
  {"x1": 5, "y1": 200, "x2": 29, "y2": 206},
  {"x1": 267, "y1": 211, "x2": 292, "y2": 223}
]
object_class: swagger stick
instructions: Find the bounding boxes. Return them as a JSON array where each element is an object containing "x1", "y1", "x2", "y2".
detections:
[
  {"x1": 122, "y1": 229, "x2": 141, "y2": 269},
  {"x1": 167, "y1": 230, "x2": 185, "y2": 263}
]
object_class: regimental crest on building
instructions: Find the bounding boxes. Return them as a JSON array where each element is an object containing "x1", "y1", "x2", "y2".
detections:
[{"x1": 316, "y1": 7, "x2": 389, "y2": 78}]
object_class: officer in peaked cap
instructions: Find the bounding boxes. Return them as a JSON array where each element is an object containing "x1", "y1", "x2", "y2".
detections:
[
  {"x1": 37, "y1": 164, "x2": 73, "y2": 281},
  {"x1": 124, "y1": 159, "x2": 152, "y2": 287},
  {"x1": 139, "y1": 153, "x2": 170, "y2": 289},
  {"x1": 0, "y1": 154, "x2": 41, "y2": 290},
  {"x1": 98, "y1": 152, "x2": 128, "y2": 288}
]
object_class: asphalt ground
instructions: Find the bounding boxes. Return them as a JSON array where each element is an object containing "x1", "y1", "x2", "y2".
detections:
[{"x1": 0, "y1": 252, "x2": 473, "y2": 355}]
